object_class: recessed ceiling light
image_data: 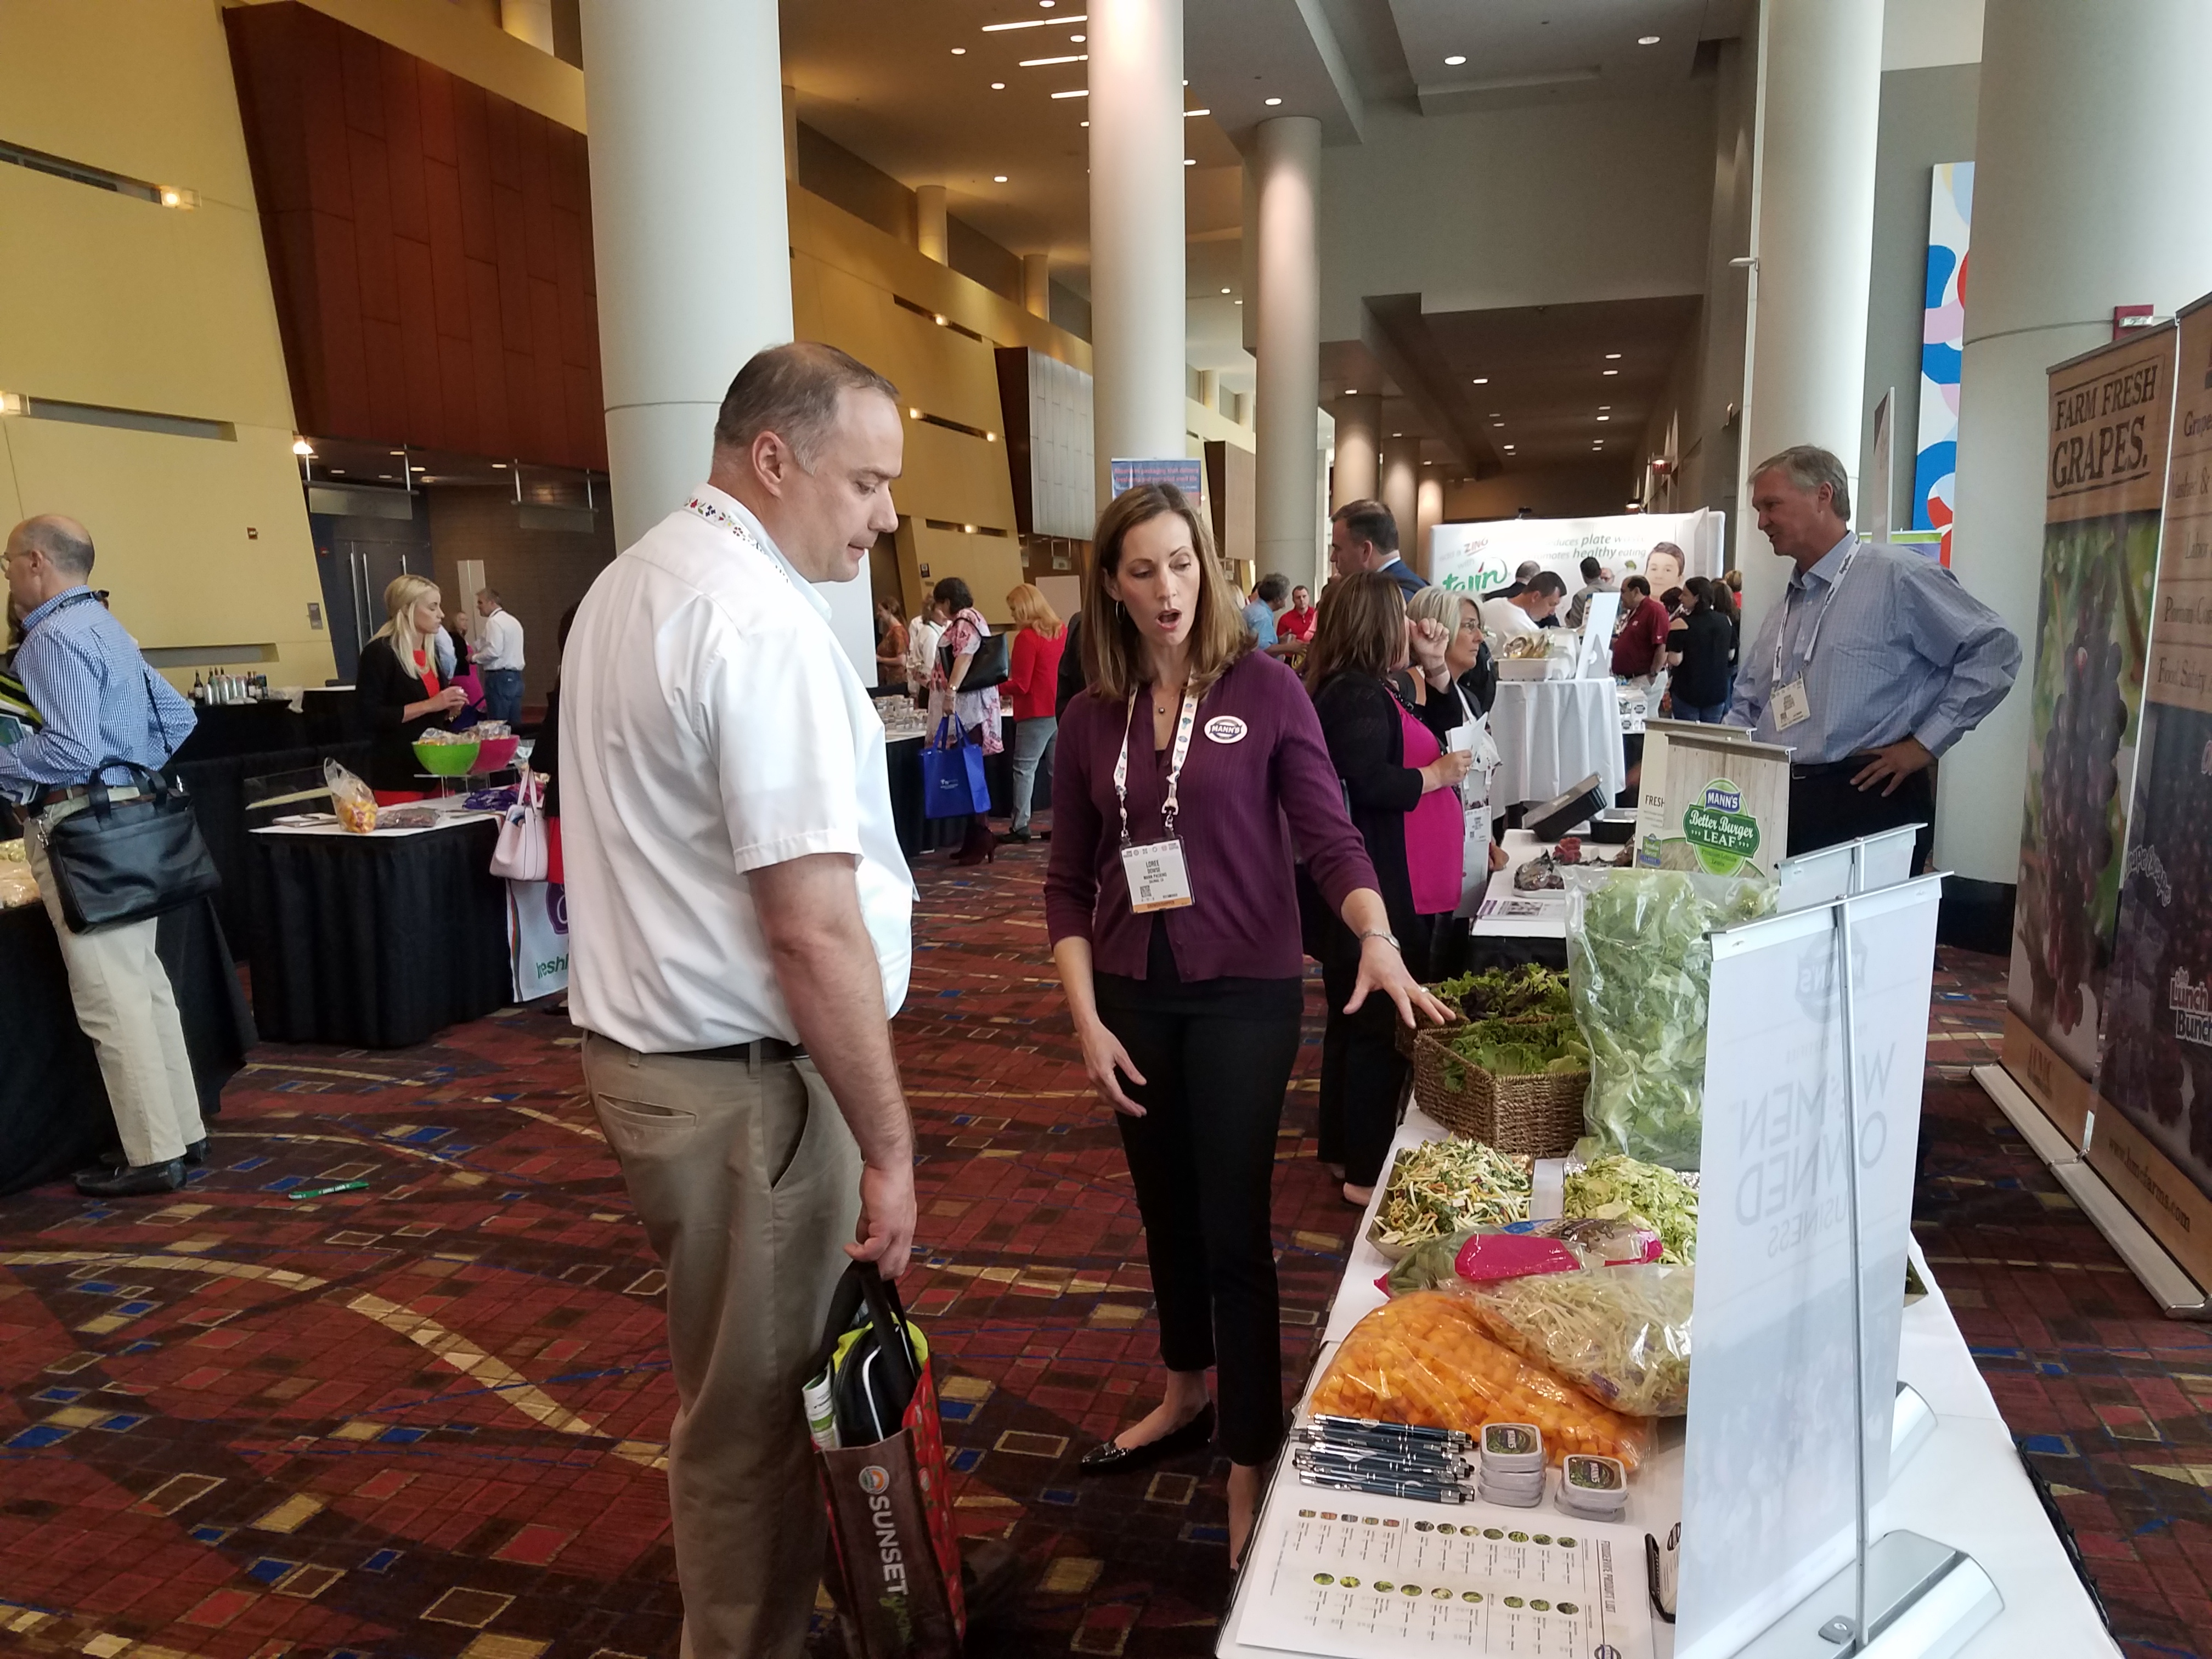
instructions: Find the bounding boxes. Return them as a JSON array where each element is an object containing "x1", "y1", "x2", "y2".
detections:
[
  {"x1": 951, "y1": 46, "x2": 967, "y2": 54},
  {"x1": 1596, "y1": 415, "x2": 1610, "y2": 421},
  {"x1": 1070, "y1": 32, "x2": 1085, "y2": 41},
  {"x1": 1264, "y1": 96, "x2": 1283, "y2": 106},
  {"x1": 291, "y1": 438, "x2": 313, "y2": 455},
  {"x1": 1052, "y1": 88, "x2": 1089, "y2": 98},
  {"x1": 1392, "y1": 432, "x2": 1403, "y2": 438},
  {"x1": 1020, "y1": 54, "x2": 1086, "y2": 66},
  {"x1": 983, "y1": 14, "x2": 1088, "y2": 30},
  {"x1": 1599, "y1": 405, "x2": 1611, "y2": 410},
  {"x1": 1346, "y1": 388, "x2": 1357, "y2": 395},
  {"x1": 492, "y1": 461, "x2": 509, "y2": 469},
  {"x1": 1444, "y1": 54, "x2": 1467, "y2": 65},
  {"x1": 1184, "y1": 108, "x2": 1210, "y2": 116},
  {"x1": 1471, "y1": 376, "x2": 1488, "y2": 384},
  {"x1": 993, "y1": 175, "x2": 1008, "y2": 183},
  {"x1": 1080, "y1": 119, "x2": 1089, "y2": 125},
  {"x1": 1503, "y1": 444, "x2": 1515, "y2": 451},
  {"x1": 909, "y1": 408, "x2": 921, "y2": 418},
  {"x1": 1602, "y1": 369, "x2": 1619, "y2": 376},
  {"x1": 1184, "y1": 157, "x2": 1195, "y2": 165},
  {"x1": 1605, "y1": 352, "x2": 1622, "y2": 359},
  {"x1": 1234, "y1": 299, "x2": 1243, "y2": 305},
  {"x1": 1221, "y1": 286, "x2": 1231, "y2": 294},
  {"x1": 991, "y1": 81, "x2": 1006, "y2": 89},
  {"x1": 378, "y1": 473, "x2": 394, "y2": 481},
  {"x1": 1639, "y1": 35, "x2": 1661, "y2": 46}
]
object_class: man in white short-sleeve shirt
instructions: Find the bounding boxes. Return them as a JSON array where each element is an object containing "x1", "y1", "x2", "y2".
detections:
[{"x1": 562, "y1": 342, "x2": 916, "y2": 1659}]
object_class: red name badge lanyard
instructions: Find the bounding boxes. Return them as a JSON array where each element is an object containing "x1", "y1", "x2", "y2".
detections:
[{"x1": 1113, "y1": 681, "x2": 1200, "y2": 914}]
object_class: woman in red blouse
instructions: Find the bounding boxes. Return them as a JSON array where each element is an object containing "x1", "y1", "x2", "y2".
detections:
[{"x1": 1001, "y1": 583, "x2": 1066, "y2": 842}]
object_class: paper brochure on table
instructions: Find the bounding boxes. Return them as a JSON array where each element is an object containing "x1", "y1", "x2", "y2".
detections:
[{"x1": 1239, "y1": 1488, "x2": 1654, "y2": 1658}]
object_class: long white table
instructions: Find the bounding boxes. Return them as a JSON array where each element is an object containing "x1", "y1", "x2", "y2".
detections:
[{"x1": 1218, "y1": 1109, "x2": 2119, "y2": 1658}]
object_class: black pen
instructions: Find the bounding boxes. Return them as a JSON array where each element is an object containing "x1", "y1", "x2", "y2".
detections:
[
  {"x1": 1310, "y1": 1415, "x2": 1470, "y2": 1448},
  {"x1": 1300, "y1": 1469, "x2": 1469, "y2": 1504},
  {"x1": 1296, "y1": 1447, "x2": 1469, "y2": 1481}
]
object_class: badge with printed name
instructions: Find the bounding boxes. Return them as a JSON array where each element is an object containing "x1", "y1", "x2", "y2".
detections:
[
  {"x1": 1120, "y1": 839, "x2": 1195, "y2": 912},
  {"x1": 1772, "y1": 678, "x2": 1812, "y2": 732}
]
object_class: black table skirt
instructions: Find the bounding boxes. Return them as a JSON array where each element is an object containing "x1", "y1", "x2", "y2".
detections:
[
  {"x1": 177, "y1": 738, "x2": 376, "y2": 960},
  {"x1": 0, "y1": 898, "x2": 256, "y2": 1197},
  {"x1": 888, "y1": 716, "x2": 1053, "y2": 859},
  {"x1": 247, "y1": 819, "x2": 511, "y2": 1048},
  {"x1": 169, "y1": 700, "x2": 308, "y2": 764}
]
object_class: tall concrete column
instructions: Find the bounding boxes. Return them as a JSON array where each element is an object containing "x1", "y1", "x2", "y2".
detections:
[
  {"x1": 916, "y1": 186, "x2": 949, "y2": 264},
  {"x1": 1734, "y1": 0, "x2": 1881, "y2": 628},
  {"x1": 1022, "y1": 253, "x2": 1052, "y2": 320},
  {"x1": 1380, "y1": 435, "x2": 1420, "y2": 565},
  {"x1": 1331, "y1": 398, "x2": 1378, "y2": 509},
  {"x1": 1088, "y1": 0, "x2": 1186, "y2": 509},
  {"x1": 1252, "y1": 114, "x2": 1323, "y2": 583},
  {"x1": 1415, "y1": 472, "x2": 1444, "y2": 579},
  {"x1": 1939, "y1": 0, "x2": 2212, "y2": 884},
  {"x1": 580, "y1": 0, "x2": 791, "y2": 551}
]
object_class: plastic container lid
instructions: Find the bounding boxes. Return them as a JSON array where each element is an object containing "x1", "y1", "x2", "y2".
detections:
[
  {"x1": 1562, "y1": 1454, "x2": 1627, "y2": 1495},
  {"x1": 1476, "y1": 1477, "x2": 1544, "y2": 1508},
  {"x1": 1480, "y1": 1423, "x2": 1546, "y2": 1472},
  {"x1": 1474, "y1": 1465, "x2": 1546, "y2": 1493}
]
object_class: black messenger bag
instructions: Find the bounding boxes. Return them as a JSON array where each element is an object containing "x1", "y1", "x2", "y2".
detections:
[{"x1": 41, "y1": 759, "x2": 221, "y2": 933}]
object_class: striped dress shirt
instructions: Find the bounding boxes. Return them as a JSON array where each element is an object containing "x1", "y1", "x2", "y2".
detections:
[
  {"x1": 1725, "y1": 533, "x2": 2020, "y2": 764},
  {"x1": 0, "y1": 586, "x2": 196, "y2": 797}
]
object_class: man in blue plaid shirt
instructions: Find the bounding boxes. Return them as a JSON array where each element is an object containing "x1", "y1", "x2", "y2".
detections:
[{"x1": 3, "y1": 515, "x2": 206, "y2": 1196}]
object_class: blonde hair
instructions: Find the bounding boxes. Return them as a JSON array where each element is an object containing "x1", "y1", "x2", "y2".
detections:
[
  {"x1": 376, "y1": 574, "x2": 442, "y2": 681},
  {"x1": 1006, "y1": 582, "x2": 1064, "y2": 639},
  {"x1": 1080, "y1": 484, "x2": 1250, "y2": 701},
  {"x1": 1403, "y1": 585, "x2": 1463, "y2": 636}
]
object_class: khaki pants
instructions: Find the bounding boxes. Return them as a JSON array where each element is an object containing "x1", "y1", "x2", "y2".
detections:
[
  {"x1": 582, "y1": 1034, "x2": 862, "y2": 1659},
  {"x1": 27, "y1": 826, "x2": 204, "y2": 1167}
]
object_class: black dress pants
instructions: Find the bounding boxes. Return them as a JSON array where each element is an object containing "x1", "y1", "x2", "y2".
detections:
[
  {"x1": 1093, "y1": 928, "x2": 1302, "y2": 1468},
  {"x1": 1786, "y1": 762, "x2": 1936, "y2": 875},
  {"x1": 1316, "y1": 914, "x2": 1434, "y2": 1189}
]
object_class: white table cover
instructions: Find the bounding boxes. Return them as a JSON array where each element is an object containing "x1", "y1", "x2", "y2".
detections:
[{"x1": 1488, "y1": 677, "x2": 1625, "y2": 808}]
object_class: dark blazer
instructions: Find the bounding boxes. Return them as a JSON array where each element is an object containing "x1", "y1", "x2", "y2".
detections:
[
  {"x1": 1055, "y1": 610, "x2": 1087, "y2": 720},
  {"x1": 1377, "y1": 558, "x2": 1428, "y2": 600},
  {"x1": 1310, "y1": 671, "x2": 1459, "y2": 946},
  {"x1": 353, "y1": 634, "x2": 452, "y2": 792}
]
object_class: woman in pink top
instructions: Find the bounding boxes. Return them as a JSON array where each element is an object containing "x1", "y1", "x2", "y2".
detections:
[{"x1": 1001, "y1": 583, "x2": 1066, "y2": 843}]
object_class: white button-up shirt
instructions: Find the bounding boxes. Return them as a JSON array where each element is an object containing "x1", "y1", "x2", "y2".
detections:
[
  {"x1": 475, "y1": 607, "x2": 526, "y2": 672},
  {"x1": 560, "y1": 483, "x2": 913, "y2": 1051}
]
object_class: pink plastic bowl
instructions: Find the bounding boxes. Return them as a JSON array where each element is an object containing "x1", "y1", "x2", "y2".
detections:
[{"x1": 470, "y1": 735, "x2": 521, "y2": 774}]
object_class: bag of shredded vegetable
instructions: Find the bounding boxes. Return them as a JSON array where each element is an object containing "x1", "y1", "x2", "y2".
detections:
[
  {"x1": 1308, "y1": 1291, "x2": 1655, "y2": 1469},
  {"x1": 1454, "y1": 1265, "x2": 1694, "y2": 1418}
]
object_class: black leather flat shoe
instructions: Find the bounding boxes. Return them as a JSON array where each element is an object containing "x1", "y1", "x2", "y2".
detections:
[
  {"x1": 75, "y1": 1159, "x2": 185, "y2": 1198},
  {"x1": 1079, "y1": 1402, "x2": 1215, "y2": 1476}
]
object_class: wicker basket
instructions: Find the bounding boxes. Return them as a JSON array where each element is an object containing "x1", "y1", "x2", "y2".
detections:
[{"x1": 1408, "y1": 1027, "x2": 1588, "y2": 1156}]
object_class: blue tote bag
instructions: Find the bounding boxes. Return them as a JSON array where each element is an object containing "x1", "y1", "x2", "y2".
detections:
[{"x1": 921, "y1": 718, "x2": 991, "y2": 819}]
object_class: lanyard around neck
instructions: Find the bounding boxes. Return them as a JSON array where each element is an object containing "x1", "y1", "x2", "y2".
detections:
[
  {"x1": 685, "y1": 495, "x2": 792, "y2": 591},
  {"x1": 1113, "y1": 680, "x2": 1199, "y2": 847},
  {"x1": 1773, "y1": 546, "x2": 1858, "y2": 684}
]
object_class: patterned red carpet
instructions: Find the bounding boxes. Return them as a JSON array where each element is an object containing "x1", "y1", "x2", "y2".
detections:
[{"x1": 0, "y1": 835, "x2": 2203, "y2": 1659}]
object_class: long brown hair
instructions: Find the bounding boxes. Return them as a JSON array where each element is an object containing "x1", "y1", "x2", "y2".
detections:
[
  {"x1": 1302, "y1": 572, "x2": 1406, "y2": 692},
  {"x1": 1080, "y1": 483, "x2": 1250, "y2": 700}
]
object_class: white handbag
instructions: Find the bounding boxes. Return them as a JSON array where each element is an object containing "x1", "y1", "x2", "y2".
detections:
[{"x1": 489, "y1": 768, "x2": 549, "y2": 882}]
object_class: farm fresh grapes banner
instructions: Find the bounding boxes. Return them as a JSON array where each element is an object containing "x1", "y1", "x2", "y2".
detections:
[{"x1": 2002, "y1": 324, "x2": 2175, "y2": 1144}]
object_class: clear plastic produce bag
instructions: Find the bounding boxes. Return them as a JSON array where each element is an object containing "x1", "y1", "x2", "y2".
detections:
[
  {"x1": 1308, "y1": 1291, "x2": 1654, "y2": 1469},
  {"x1": 1455, "y1": 1264, "x2": 1695, "y2": 1418},
  {"x1": 1565, "y1": 868, "x2": 1774, "y2": 1170}
]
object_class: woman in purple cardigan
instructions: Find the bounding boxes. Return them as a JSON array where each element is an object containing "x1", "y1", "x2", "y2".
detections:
[{"x1": 1044, "y1": 484, "x2": 1447, "y2": 1565}]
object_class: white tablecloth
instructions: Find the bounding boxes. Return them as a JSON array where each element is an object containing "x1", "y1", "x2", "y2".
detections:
[{"x1": 1488, "y1": 677, "x2": 1625, "y2": 807}]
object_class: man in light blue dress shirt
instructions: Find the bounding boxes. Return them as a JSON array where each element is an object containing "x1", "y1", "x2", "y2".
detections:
[
  {"x1": 1728, "y1": 445, "x2": 2021, "y2": 871},
  {"x1": 2, "y1": 516, "x2": 207, "y2": 1197}
]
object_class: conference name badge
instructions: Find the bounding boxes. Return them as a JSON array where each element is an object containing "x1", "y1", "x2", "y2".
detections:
[
  {"x1": 1120, "y1": 839, "x2": 1195, "y2": 912},
  {"x1": 1204, "y1": 715, "x2": 1248, "y2": 745},
  {"x1": 1773, "y1": 677, "x2": 1812, "y2": 732}
]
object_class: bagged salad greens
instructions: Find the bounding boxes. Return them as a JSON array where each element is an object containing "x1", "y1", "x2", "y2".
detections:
[
  {"x1": 1455, "y1": 1265, "x2": 1695, "y2": 1418},
  {"x1": 1372, "y1": 1139, "x2": 1531, "y2": 1249},
  {"x1": 1562, "y1": 1154, "x2": 1699, "y2": 1265},
  {"x1": 1565, "y1": 868, "x2": 1775, "y2": 1169}
]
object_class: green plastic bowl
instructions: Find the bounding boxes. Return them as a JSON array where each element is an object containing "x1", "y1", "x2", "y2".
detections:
[{"x1": 413, "y1": 738, "x2": 481, "y2": 776}]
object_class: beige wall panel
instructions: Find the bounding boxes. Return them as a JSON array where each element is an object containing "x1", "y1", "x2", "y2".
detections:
[
  {"x1": 797, "y1": 261, "x2": 1007, "y2": 437},
  {"x1": 2, "y1": 416, "x2": 334, "y2": 681},
  {"x1": 907, "y1": 523, "x2": 1024, "y2": 627},
  {"x1": 891, "y1": 424, "x2": 1020, "y2": 535},
  {"x1": 0, "y1": 170, "x2": 294, "y2": 428},
  {"x1": 0, "y1": 2, "x2": 262, "y2": 200}
]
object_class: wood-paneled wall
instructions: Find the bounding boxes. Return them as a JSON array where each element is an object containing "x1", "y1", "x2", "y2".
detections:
[{"x1": 224, "y1": 2, "x2": 605, "y2": 471}]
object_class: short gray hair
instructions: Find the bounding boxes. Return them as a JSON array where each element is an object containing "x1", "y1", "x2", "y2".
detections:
[
  {"x1": 714, "y1": 341, "x2": 900, "y2": 468},
  {"x1": 1514, "y1": 560, "x2": 1542, "y2": 580},
  {"x1": 1751, "y1": 444, "x2": 1851, "y2": 523},
  {"x1": 20, "y1": 515, "x2": 94, "y2": 578},
  {"x1": 1255, "y1": 572, "x2": 1290, "y2": 606}
]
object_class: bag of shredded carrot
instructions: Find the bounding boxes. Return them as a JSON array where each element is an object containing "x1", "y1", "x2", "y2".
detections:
[{"x1": 1308, "y1": 1290, "x2": 1654, "y2": 1469}]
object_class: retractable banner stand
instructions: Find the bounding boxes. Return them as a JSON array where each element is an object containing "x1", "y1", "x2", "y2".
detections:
[
  {"x1": 1427, "y1": 509, "x2": 1727, "y2": 601},
  {"x1": 2088, "y1": 292, "x2": 2212, "y2": 1290},
  {"x1": 2001, "y1": 324, "x2": 2176, "y2": 1147},
  {"x1": 1675, "y1": 876, "x2": 1989, "y2": 1658}
]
